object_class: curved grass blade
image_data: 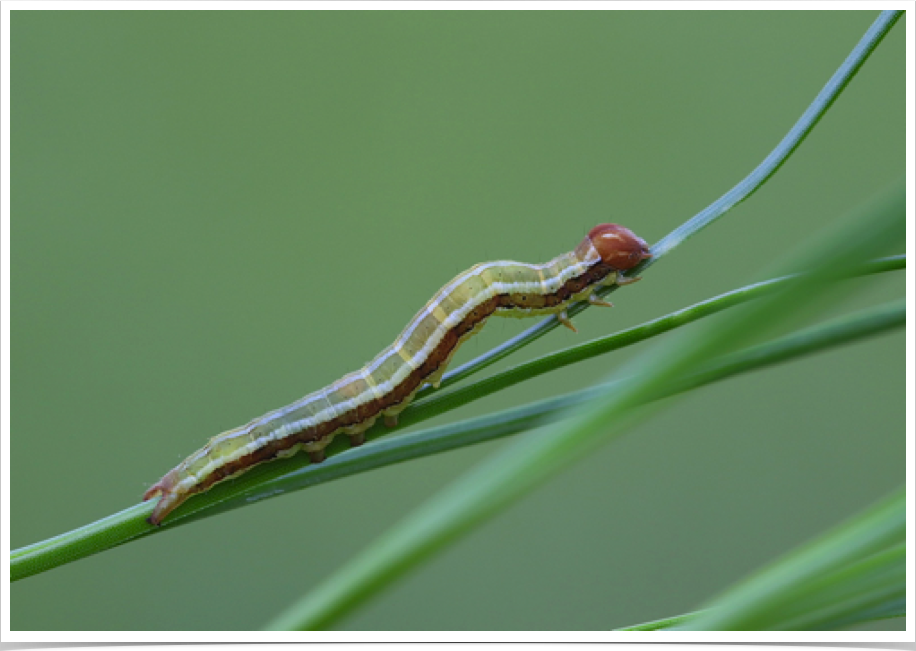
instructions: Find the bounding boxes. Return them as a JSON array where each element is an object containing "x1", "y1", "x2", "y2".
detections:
[
  {"x1": 619, "y1": 495, "x2": 906, "y2": 631},
  {"x1": 675, "y1": 489, "x2": 905, "y2": 630},
  {"x1": 419, "y1": 9, "x2": 903, "y2": 397}
]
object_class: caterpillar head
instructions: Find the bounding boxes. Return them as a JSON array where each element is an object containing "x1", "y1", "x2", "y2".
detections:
[{"x1": 587, "y1": 223, "x2": 651, "y2": 270}]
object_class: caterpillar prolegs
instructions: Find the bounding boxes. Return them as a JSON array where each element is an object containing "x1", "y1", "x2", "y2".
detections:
[{"x1": 143, "y1": 224, "x2": 651, "y2": 525}]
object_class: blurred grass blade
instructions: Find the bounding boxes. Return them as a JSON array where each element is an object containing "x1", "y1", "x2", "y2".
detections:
[
  {"x1": 770, "y1": 543, "x2": 905, "y2": 630},
  {"x1": 205, "y1": 299, "x2": 907, "y2": 527},
  {"x1": 420, "y1": 9, "x2": 902, "y2": 397},
  {"x1": 618, "y1": 611, "x2": 707, "y2": 631},
  {"x1": 676, "y1": 489, "x2": 905, "y2": 630},
  {"x1": 620, "y1": 496, "x2": 906, "y2": 631},
  {"x1": 266, "y1": 181, "x2": 903, "y2": 630},
  {"x1": 620, "y1": 545, "x2": 905, "y2": 631}
]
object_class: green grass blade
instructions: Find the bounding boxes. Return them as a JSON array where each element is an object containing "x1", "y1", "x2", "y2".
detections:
[
  {"x1": 266, "y1": 182, "x2": 904, "y2": 630},
  {"x1": 768, "y1": 543, "x2": 905, "y2": 631},
  {"x1": 618, "y1": 611, "x2": 707, "y2": 631},
  {"x1": 417, "y1": 9, "x2": 902, "y2": 397},
  {"x1": 202, "y1": 299, "x2": 908, "y2": 527},
  {"x1": 676, "y1": 489, "x2": 905, "y2": 630},
  {"x1": 619, "y1": 503, "x2": 906, "y2": 631},
  {"x1": 408, "y1": 256, "x2": 903, "y2": 422}
]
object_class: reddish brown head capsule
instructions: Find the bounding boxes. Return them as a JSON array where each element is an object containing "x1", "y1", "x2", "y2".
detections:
[{"x1": 587, "y1": 223, "x2": 651, "y2": 270}]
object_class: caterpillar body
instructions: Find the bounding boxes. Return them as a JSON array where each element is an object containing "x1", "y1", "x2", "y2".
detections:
[{"x1": 143, "y1": 224, "x2": 650, "y2": 525}]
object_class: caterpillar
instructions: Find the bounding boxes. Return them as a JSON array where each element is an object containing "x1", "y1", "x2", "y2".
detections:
[{"x1": 143, "y1": 224, "x2": 651, "y2": 525}]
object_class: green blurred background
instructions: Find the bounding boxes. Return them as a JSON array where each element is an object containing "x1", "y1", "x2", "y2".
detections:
[{"x1": 12, "y1": 11, "x2": 904, "y2": 631}]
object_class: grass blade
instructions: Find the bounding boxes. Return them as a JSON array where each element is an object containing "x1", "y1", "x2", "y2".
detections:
[
  {"x1": 266, "y1": 182, "x2": 904, "y2": 630},
  {"x1": 676, "y1": 489, "x2": 905, "y2": 630},
  {"x1": 419, "y1": 9, "x2": 902, "y2": 397}
]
